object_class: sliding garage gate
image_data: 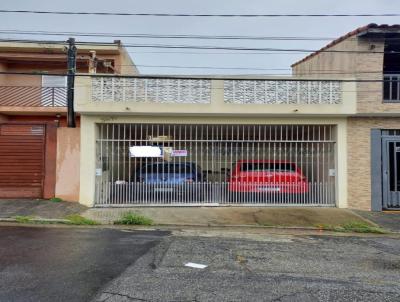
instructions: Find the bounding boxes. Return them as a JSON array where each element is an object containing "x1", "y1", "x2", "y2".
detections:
[{"x1": 95, "y1": 124, "x2": 336, "y2": 206}]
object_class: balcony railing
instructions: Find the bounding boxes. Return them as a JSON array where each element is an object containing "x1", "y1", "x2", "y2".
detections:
[
  {"x1": 91, "y1": 77, "x2": 342, "y2": 105},
  {"x1": 384, "y1": 74, "x2": 400, "y2": 102},
  {"x1": 0, "y1": 86, "x2": 67, "y2": 107}
]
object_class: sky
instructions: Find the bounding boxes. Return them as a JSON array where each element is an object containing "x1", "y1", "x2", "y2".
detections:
[{"x1": 0, "y1": 0, "x2": 400, "y2": 75}]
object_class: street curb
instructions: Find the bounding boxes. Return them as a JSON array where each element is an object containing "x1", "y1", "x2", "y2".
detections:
[
  {"x1": 0, "y1": 217, "x2": 396, "y2": 235},
  {"x1": 0, "y1": 217, "x2": 70, "y2": 224}
]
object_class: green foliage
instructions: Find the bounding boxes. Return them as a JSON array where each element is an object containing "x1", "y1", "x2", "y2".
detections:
[
  {"x1": 50, "y1": 197, "x2": 63, "y2": 203},
  {"x1": 14, "y1": 216, "x2": 33, "y2": 223},
  {"x1": 65, "y1": 214, "x2": 99, "y2": 225},
  {"x1": 317, "y1": 221, "x2": 387, "y2": 234},
  {"x1": 114, "y1": 212, "x2": 153, "y2": 225}
]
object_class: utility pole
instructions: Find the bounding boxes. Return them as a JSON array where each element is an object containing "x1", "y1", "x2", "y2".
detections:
[{"x1": 67, "y1": 37, "x2": 77, "y2": 128}]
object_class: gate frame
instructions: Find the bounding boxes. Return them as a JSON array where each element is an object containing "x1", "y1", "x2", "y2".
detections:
[
  {"x1": 371, "y1": 129, "x2": 400, "y2": 211},
  {"x1": 382, "y1": 136, "x2": 400, "y2": 210},
  {"x1": 79, "y1": 115, "x2": 348, "y2": 208}
]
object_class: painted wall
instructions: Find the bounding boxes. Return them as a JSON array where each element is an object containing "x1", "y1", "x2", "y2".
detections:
[
  {"x1": 292, "y1": 36, "x2": 400, "y2": 114},
  {"x1": 347, "y1": 117, "x2": 400, "y2": 210},
  {"x1": 55, "y1": 127, "x2": 80, "y2": 201}
]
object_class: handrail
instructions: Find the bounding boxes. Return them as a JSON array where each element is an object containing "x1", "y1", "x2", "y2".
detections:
[{"x1": 0, "y1": 86, "x2": 67, "y2": 107}]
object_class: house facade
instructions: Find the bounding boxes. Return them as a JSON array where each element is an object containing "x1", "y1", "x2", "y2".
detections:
[
  {"x1": 74, "y1": 24, "x2": 400, "y2": 211},
  {"x1": 75, "y1": 72, "x2": 356, "y2": 208},
  {"x1": 292, "y1": 23, "x2": 400, "y2": 211},
  {"x1": 0, "y1": 40, "x2": 136, "y2": 201}
]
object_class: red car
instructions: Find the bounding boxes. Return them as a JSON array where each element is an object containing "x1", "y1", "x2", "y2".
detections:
[{"x1": 228, "y1": 160, "x2": 308, "y2": 193}]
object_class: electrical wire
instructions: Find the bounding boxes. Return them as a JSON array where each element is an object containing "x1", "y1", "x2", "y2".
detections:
[
  {"x1": 3, "y1": 29, "x2": 400, "y2": 42},
  {"x1": 0, "y1": 38, "x2": 399, "y2": 54},
  {"x1": 0, "y1": 30, "x2": 338, "y2": 41},
  {"x1": 0, "y1": 71, "x2": 394, "y2": 82},
  {"x1": 0, "y1": 9, "x2": 399, "y2": 18},
  {"x1": 1, "y1": 59, "x2": 396, "y2": 75}
]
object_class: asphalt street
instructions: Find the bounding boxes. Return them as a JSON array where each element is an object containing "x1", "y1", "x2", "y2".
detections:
[
  {"x1": 94, "y1": 231, "x2": 400, "y2": 302},
  {"x1": 1, "y1": 225, "x2": 400, "y2": 302},
  {"x1": 0, "y1": 226, "x2": 168, "y2": 302}
]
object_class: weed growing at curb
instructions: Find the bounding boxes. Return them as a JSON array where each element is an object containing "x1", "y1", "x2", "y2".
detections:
[
  {"x1": 114, "y1": 212, "x2": 153, "y2": 225},
  {"x1": 14, "y1": 216, "x2": 33, "y2": 223},
  {"x1": 316, "y1": 221, "x2": 388, "y2": 234},
  {"x1": 65, "y1": 214, "x2": 99, "y2": 225},
  {"x1": 50, "y1": 197, "x2": 63, "y2": 203}
]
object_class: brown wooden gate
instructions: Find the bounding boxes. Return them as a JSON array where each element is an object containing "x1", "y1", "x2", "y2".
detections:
[{"x1": 0, "y1": 124, "x2": 46, "y2": 198}]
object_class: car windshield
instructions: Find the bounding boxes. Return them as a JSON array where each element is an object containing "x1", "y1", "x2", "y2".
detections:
[
  {"x1": 240, "y1": 162, "x2": 296, "y2": 172},
  {"x1": 142, "y1": 163, "x2": 193, "y2": 174}
]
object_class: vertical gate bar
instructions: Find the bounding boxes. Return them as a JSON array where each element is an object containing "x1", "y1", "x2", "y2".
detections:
[
  {"x1": 116, "y1": 124, "x2": 120, "y2": 204},
  {"x1": 211, "y1": 124, "x2": 214, "y2": 204},
  {"x1": 99, "y1": 124, "x2": 103, "y2": 205},
  {"x1": 307, "y1": 125, "x2": 310, "y2": 205},
  {"x1": 106, "y1": 124, "x2": 109, "y2": 205},
  {"x1": 135, "y1": 124, "x2": 138, "y2": 204},
  {"x1": 185, "y1": 124, "x2": 188, "y2": 204},
  {"x1": 111, "y1": 124, "x2": 115, "y2": 204},
  {"x1": 242, "y1": 124, "x2": 245, "y2": 204},
  {"x1": 257, "y1": 125, "x2": 260, "y2": 204},
  {"x1": 395, "y1": 142, "x2": 398, "y2": 195},
  {"x1": 316, "y1": 125, "x2": 320, "y2": 204},
  {"x1": 309, "y1": 125, "x2": 313, "y2": 204},
  {"x1": 322, "y1": 126, "x2": 325, "y2": 204},
  {"x1": 195, "y1": 125, "x2": 199, "y2": 203},
  {"x1": 123, "y1": 124, "x2": 126, "y2": 204},
  {"x1": 263, "y1": 125, "x2": 267, "y2": 204},
  {"x1": 274, "y1": 126, "x2": 277, "y2": 205},
  {"x1": 129, "y1": 124, "x2": 132, "y2": 204},
  {"x1": 229, "y1": 125, "x2": 233, "y2": 204},
  {"x1": 223, "y1": 124, "x2": 226, "y2": 204},
  {"x1": 278, "y1": 125, "x2": 282, "y2": 205},
  {"x1": 297, "y1": 125, "x2": 300, "y2": 205}
]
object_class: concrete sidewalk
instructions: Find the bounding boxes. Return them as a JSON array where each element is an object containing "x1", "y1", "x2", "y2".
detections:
[
  {"x1": 83, "y1": 207, "x2": 375, "y2": 228},
  {"x1": 0, "y1": 199, "x2": 87, "y2": 219},
  {"x1": 353, "y1": 210, "x2": 400, "y2": 232},
  {"x1": 0, "y1": 199, "x2": 383, "y2": 230}
]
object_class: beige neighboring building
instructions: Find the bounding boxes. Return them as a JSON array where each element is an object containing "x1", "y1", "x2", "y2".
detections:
[
  {"x1": 0, "y1": 40, "x2": 136, "y2": 201},
  {"x1": 292, "y1": 23, "x2": 400, "y2": 211}
]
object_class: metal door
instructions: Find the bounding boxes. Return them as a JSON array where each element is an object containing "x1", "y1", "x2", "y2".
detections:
[
  {"x1": 0, "y1": 124, "x2": 45, "y2": 198},
  {"x1": 382, "y1": 137, "x2": 400, "y2": 209}
]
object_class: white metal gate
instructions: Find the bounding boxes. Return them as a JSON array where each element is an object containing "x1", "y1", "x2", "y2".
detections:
[
  {"x1": 95, "y1": 124, "x2": 336, "y2": 206},
  {"x1": 382, "y1": 130, "x2": 400, "y2": 209}
]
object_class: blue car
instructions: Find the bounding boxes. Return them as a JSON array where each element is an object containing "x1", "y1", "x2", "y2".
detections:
[
  {"x1": 136, "y1": 162, "x2": 203, "y2": 184},
  {"x1": 134, "y1": 162, "x2": 205, "y2": 202}
]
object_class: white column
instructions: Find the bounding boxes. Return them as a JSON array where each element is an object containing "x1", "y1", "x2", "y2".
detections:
[
  {"x1": 336, "y1": 119, "x2": 348, "y2": 208},
  {"x1": 79, "y1": 115, "x2": 97, "y2": 207}
]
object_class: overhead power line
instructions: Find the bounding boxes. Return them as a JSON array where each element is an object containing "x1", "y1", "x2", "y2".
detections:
[
  {"x1": 0, "y1": 71, "x2": 392, "y2": 82},
  {"x1": 0, "y1": 9, "x2": 399, "y2": 18},
  {"x1": 81, "y1": 43, "x2": 400, "y2": 54},
  {"x1": 0, "y1": 38, "x2": 398, "y2": 54},
  {"x1": 0, "y1": 30, "x2": 336, "y2": 41},
  {"x1": 2, "y1": 29, "x2": 400, "y2": 42},
  {"x1": 10, "y1": 60, "x2": 394, "y2": 75}
]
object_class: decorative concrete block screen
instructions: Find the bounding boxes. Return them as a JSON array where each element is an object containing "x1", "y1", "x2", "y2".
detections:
[
  {"x1": 224, "y1": 80, "x2": 342, "y2": 104},
  {"x1": 91, "y1": 77, "x2": 211, "y2": 104}
]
